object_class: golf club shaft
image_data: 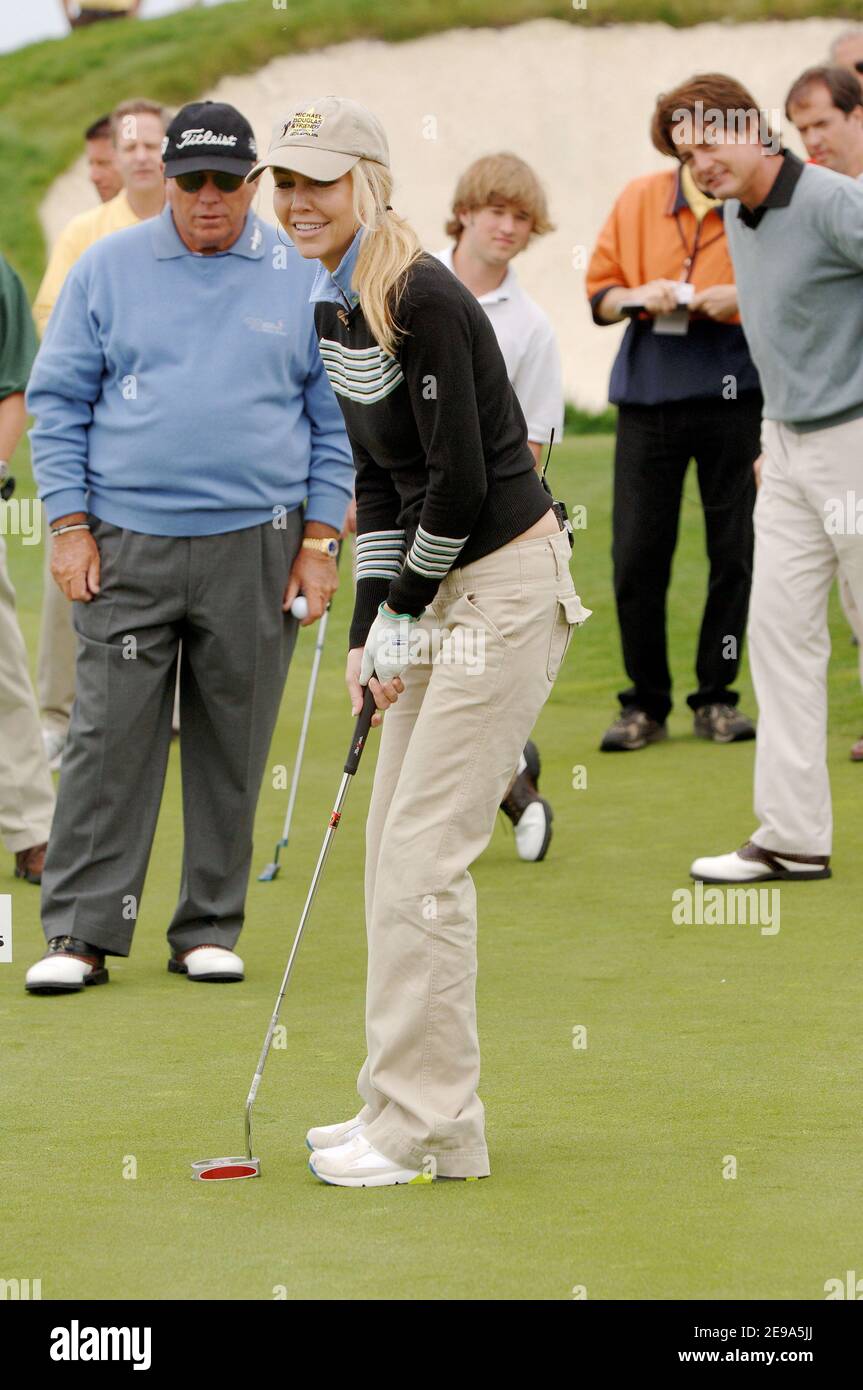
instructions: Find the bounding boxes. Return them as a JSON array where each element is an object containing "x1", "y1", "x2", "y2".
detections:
[
  {"x1": 244, "y1": 682, "x2": 378, "y2": 1158},
  {"x1": 277, "y1": 604, "x2": 330, "y2": 851}
]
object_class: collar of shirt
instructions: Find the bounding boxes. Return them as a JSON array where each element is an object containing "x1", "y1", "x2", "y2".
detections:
[
  {"x1": 150, "y1": 205, "x2": 267, "y2": 260},
  {"x1": 308, "y1": 226, "x2": 364, "y2": 310},
  {"x1": 675, "y1": 163, "x2": 723, "y2": 225},
  {"x1": 736, "y1": 148, "x2": 805, "y2": 229},
  {"x1": 435, "y1": 243, "x2": 517, "y2": 304}
]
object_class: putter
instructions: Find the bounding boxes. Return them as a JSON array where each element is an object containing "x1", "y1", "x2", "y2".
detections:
[
  {"x1": 192, "y1": 681, "x2": 378, "y2": 1181},
  {"x1": 259, "y1": 543, "x2": 343, "y2": 881},
  {"x1": 258, "y1": 593, "x2": 332, "y2": 882}
]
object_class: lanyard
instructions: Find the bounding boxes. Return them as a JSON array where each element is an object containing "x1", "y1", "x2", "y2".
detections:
[{"x1": 672, "y1": 210, "x2": 723, "y2": 283}]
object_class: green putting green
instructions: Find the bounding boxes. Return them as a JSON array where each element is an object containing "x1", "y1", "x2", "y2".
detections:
[{"x1": 3, "y1": 437, "x2": 861, "y2": 1301}]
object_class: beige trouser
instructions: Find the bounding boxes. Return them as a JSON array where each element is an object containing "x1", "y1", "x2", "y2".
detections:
[
  {"x1": 838, "y1": 571, "x2": 863, "y2": 689},
  {"x1": 749, "y1": 416, "x2": 863, "y2": 856},
  {"x1": 0, "y1": 535, "x2": 55, "y2": 851},
  {"x1": 355, "y1": 527, "x2": 588, "y2": 1177},
  {"x1": 37, "y1": 517, "x2": 76, "y2": 737}
]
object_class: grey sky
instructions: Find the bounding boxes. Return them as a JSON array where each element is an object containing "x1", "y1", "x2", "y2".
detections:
[{"x1": 0, "y1": 0, "x2": 235, "y2": 55}]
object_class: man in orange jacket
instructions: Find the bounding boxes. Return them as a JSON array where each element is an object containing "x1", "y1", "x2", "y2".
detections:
[{"x1": 587, "y1": 80, "x2": 761, "y2": 751}]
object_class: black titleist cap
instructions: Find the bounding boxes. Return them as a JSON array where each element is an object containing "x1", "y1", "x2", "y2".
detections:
[{"x1": 162, "y1": 101, "x2": 258, "y2": 177}]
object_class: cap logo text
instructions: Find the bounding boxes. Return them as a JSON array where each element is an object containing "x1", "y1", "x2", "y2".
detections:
[
  {"x1": 175, "y1": 128, "x2": 239, "y2": 149},
  {"x1": 282, "y1": 109, "x2": 323, "y2": 140}
]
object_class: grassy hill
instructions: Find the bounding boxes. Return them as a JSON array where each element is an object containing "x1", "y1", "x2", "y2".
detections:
[{"x1": 4, "y1": 0, "x2": 863, "y2": 291}]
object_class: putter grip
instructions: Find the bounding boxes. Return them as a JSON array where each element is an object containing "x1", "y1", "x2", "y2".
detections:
[{"x1": 344, "y1": 683, "x2": 377, "y2": 775}]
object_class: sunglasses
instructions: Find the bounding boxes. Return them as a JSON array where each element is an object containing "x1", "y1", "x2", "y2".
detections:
[{"x1": 174, "y1": 170, "x2": 246, "y2": 193}]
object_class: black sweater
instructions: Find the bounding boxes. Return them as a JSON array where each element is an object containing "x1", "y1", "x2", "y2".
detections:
[{"x1": 313, "y1": 254, "x2": 552, "y2": 647}]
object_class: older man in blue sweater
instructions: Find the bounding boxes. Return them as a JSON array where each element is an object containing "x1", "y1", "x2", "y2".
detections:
[{"x1": 25, "y1": 102, "x2": 353, "y2": 993}]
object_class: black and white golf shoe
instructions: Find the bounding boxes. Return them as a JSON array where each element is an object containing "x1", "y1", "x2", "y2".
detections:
[
  {"x1": 25, "y1": 936, "x2": 108, "y2": 994},
  {"x1": 168, "y1": 944, "x2": 244, "y2": 982},
  {"x1": 500, "y1": 740, "x2": 553, "y2": 862}
]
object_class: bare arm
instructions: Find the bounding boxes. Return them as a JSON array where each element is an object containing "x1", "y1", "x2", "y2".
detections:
[{"x1": 0, "y1": 392, "x2": 27, "y2": 462}]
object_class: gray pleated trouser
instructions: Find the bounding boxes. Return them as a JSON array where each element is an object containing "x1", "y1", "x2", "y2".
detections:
[{"x1": 40, "y1": 511, "x2": 301, "y2": 955}]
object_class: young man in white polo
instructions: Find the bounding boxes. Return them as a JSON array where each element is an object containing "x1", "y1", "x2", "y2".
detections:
[
  {"x1": 786, "y1": 63, "x2": 863, "y2": 761},
  {"x1": 436, "y1": 153, "x2": 564, "y2": 862},
  {"x1": 667, "y1": 73, "x2": 863, "y2": 884}
]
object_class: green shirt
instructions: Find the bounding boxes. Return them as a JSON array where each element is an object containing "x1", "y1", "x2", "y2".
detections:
[{"x1": 0, "y1": 254, "x2": 37, "y2": 402}]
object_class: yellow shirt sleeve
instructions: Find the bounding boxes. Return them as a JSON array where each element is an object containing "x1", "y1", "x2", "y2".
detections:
[{"x1": 33, "y1": 219, "x2": 91, "y2": 339}]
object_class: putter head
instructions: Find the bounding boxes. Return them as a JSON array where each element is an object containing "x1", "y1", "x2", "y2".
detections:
[
  {"x1": 192, "y1": 1156, "x2": 261, "y2": 1181},
  {"x1": 257, "y1": 863, "x2": 280, "y2": 882}
]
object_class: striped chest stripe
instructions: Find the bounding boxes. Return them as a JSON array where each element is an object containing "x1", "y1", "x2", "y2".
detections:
[
  {"x1": 406, "y1": 524, "x2": 468, "y2": 579},
  {"x1": 319, "y1": 338, "x2": 404, "y2": 405}
]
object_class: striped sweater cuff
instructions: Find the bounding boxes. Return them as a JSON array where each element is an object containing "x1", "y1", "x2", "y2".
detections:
[
  {"x1": 385, "y1": 523, "x2": 468, "y2": 618},
  {"x1": 355, "y1": 528, "x2": 407, "y2": 583},
  {"x1": 405, "y1": 524, "x2": 468, "y2": 579}
]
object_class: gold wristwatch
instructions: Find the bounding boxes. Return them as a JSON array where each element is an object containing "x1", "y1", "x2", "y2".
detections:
[{"x1": 301, "y1": 537, "x2": 339, "y2": 557}]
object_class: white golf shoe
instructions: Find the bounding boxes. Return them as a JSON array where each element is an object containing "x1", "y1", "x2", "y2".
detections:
[
  {"x1": 690, "y1": 840, "x2": 831, "y2": 884},
  {"x1": 25, "y1": 936, "x2": 108, "y2": 994},
  {"x1": 513, "y1": 801, "x2": 553, "y2": 861},
  {"x1": 308, "y1": 1134, "x2": 430, "y2": 1188},
  {"x1": 168, "y1": 944, "x2": 244, "y2": 981},
  {"x1": 305, "y1": 1115, "x2": 366, "y2": 1152}
]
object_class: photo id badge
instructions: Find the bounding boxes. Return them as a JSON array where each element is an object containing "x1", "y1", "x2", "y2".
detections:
[{"x1": 653, "y1": 307, "x2": 690, "y2": 336}]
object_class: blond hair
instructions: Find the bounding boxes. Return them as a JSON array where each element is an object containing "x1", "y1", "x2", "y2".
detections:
[
  {"x1": 350, "y1": 159, "x2": 423, "y2": 357},
  {"x1": 445, "y1": 152, "x2": 555, "y2": 242}
]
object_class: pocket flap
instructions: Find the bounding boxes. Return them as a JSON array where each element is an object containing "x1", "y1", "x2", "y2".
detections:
[{"x1": 561, "y1": 591, "x2": 592, "y2": 626}]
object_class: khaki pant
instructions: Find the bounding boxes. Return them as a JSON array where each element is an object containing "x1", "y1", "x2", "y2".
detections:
[
  {"x1": 355, "y1": 527, "x2": 589, "y2": 1177},
  {"x1": 749, "y1": 416, "x2": 863, "y2": 856},
  {"x1": 37, "y1": 517, "x2": 76, "y2": 738},
  {"x1": 0, "y1": 535, "x2": 55, "y2": 851},
  {"x1": 838, "y1": 571, "x2": 863, "y2": 689}
]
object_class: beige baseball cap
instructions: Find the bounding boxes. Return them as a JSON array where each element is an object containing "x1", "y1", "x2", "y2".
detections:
[{"x1": 245, "y1": 96, "x2": 390, "y2": 183}]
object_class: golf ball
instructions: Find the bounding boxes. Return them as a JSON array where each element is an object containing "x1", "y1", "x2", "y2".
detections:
[{"x1": 291, "y1": 595, "x2": 309, "y2": 620}]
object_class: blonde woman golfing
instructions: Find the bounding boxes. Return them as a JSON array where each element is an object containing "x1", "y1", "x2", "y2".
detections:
[{"x1": 248, "y1": 98, "x2": 589, "y2": 1187}]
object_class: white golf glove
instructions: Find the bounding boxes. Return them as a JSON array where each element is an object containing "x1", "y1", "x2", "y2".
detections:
[{"x1": 360, "y1": 604, "x2": 416, "y2": 686}]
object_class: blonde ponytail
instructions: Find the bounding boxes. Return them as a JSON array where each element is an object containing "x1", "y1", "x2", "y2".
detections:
[{"x1": 350, "y1": 159, "x2": 423, "y2": 357}]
